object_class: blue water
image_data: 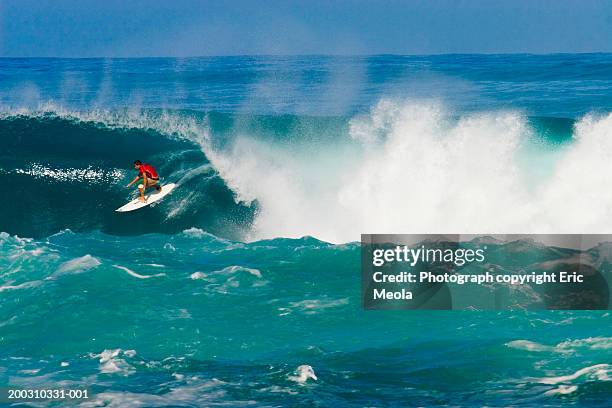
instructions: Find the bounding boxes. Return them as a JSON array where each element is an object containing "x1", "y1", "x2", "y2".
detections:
[
  {"x1": 1, "y1": 55, "x2": 611, "y2": 406},
  {"x1": 3, "y1": 54, "x2": 612, "y2": 116}
]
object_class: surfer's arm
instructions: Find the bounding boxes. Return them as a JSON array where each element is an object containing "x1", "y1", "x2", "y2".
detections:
[{"x1": 126, "y1": 175, "x2": 141, "y2": 187}]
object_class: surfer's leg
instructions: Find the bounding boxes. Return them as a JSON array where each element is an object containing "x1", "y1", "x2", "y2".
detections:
[
  {"x1": 147, "y1": 178, "x2": 161, "y2": 192},
  {"x1": 138, "y1": 183, "x2": 146, "y2": 202}
]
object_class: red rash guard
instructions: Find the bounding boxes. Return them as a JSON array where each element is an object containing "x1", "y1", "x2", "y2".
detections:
[{"x1": 139, "y1": 164, "x2": 159, "y2": 179}]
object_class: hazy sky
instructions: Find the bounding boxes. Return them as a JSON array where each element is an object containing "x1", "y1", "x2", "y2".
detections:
[{"x1": 1, "y1": 0, "x2": 611, "y2": 57}]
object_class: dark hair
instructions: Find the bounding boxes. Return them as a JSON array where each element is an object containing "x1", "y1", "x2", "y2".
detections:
[{"x1": 134, "y1": 160, "x2": 142, "y2": 165}]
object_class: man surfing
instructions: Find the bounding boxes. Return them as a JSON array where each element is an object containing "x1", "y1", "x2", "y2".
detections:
[{"x1": 126, "y1": 160, "x2": 162, "y2": 202}]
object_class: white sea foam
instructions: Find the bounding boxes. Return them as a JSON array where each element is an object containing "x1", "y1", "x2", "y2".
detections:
[
  {"x1": 556, "y1": 336, "x2": 612, "y2": 350},
  {"x1": 55, "y1": 255, "x2": 101, "y2": 276},
  {"x1": 279, "y1": 298, "x2": 349, "y2": 316},
  {"x1": 199, "y1": 101, "x2": 612, "y2": 242},
  {"x1": 212, "y1": 265, "x2": 262, "y2": 278},
  {"x1": 190, "y1": 271, "x2": 206, "y2": 280},
  {"x1": 191, "y1": 265, "x2": 265, "y2": 294},
  {"x1": 80, "y1": 378, "x2": 235, "y2": 408},
  {"x1": 192, "y1": 266, "x2": 262, "y2": 281},
  {"x1": 112, "y1": 265, "x2": 165, "y2": 279},
  {"x1": 0, "y1": 316, "x2": 17, "y2": 327},
  {"x1": 538, "y1": 364, "x2": 610, "y2": 385},
  {"x1": 182, "y1": 227, "x2": 208, "y2": 238},
  {"x1": 506, "y1": 340, "x2": 564, "y2": 353},
  {"x1": 18, "y1": 369, "x2": 41, "y2": 375},
  {"x1": 0, "y1": 280, "x2": 42, "y2": 292},
  {"x1": 13, "y1": 163, "x2": 124, "y2": 183},
  {"x1": 79, "y1": 391, "x2": 168, "y2": 407},
  {"x1": 92, "y1": 349, "x2": 137, "y2": 376},
  {"x1": 544, "y1": 385, "x2": 578, "y2": 396},
  {"x1": 288, "y1": 365, "x2": 318, "y2": 383},
  {"x1": 506, "y1": 337, "x2": 612, "y2": 353}
]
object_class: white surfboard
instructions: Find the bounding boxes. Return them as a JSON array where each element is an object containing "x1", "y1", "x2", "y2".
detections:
[{"x1": 116, "y1": 183, "x2": 176, "y2": 212}]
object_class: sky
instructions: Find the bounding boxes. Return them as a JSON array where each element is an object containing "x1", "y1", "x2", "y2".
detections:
[{"x1": 1, "y1": 0, "x2": 611, "y2": 57}]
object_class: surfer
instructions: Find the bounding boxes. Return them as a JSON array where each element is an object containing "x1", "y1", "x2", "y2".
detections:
[{"x1": 126, "y1": 160, "x2": 162, "y2": 202}]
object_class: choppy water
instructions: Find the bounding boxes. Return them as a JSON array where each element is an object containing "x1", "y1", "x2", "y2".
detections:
[{"x1": 1, "y1": 55, "x2": 611, "y2": 406}]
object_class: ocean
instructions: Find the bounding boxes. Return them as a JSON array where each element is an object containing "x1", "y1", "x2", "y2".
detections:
[{"x1": 0, "y1": 55, "x2": 611, "y2": 406}]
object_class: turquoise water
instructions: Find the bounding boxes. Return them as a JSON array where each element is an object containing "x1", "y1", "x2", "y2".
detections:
[{"x1": 1, "y1": 55, "x2": 611, "y2": 406}]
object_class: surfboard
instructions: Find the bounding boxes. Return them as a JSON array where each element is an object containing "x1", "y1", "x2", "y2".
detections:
[{"x1": 115, "y1": 183, "x2": 176, "y2": 212}]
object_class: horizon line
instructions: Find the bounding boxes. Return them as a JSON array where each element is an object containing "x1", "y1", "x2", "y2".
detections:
[{"x1": 2, "y1": 51, "x2": 612, "y2": 59}]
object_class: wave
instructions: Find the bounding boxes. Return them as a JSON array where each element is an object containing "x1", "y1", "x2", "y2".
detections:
[
  {"x1": 1, "y1": 101, "x2": 611, "y2": 242},
  {"x1": 0, "y1": 107, "x2": 253, "y2": 239}
]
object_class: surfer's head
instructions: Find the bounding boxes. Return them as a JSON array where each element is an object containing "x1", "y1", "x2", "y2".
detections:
[{"x1": 134, "y1": 160, "x2": 142, "y2": 169}]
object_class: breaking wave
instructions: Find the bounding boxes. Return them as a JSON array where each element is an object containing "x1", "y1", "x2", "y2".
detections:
[{"x1": 1, "y1": 101, "x2": 610, "y2": 243}]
